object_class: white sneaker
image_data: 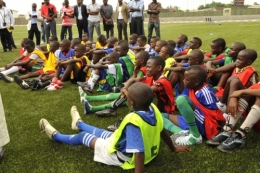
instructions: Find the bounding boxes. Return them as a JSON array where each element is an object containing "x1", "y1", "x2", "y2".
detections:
[
  {"x1": 39, "y1": 118, "x2": 58, "y2": 140},
  {"x1": 78, "y1": 86, "x2": 86, "y2": 103},
  {"x1": 175, "y1": 133, "x2": 202, "y2": 146},
  {"x1": 71, "y1": 106, "x2": 82, "y2": 130},
  {"x1": 47, "y1": 84, "x2": 63, "y2": 91},
  {"x1": 170, "y1": 130, "x2": 190, "y2": 144},
  {"x1": 217, "y1": 101, "x2": 227, "y2": 113}
]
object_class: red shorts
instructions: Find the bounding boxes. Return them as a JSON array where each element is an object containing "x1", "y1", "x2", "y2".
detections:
[{"x1": 37, "y1": 70, "x2": 55, "y2": 75}]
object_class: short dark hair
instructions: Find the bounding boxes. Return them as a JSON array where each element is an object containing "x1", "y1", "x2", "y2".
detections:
[
  {"x1": 180, "y1": 34, "x2": 188, "y2": 42},
  {"x1": 98, "y1": 34, "x2": 106, "y2": 42},
  {"x1": 244, "y1": 49, "x2": 258, "y2": 62},
  {"x1": 61, "y1": 39, "x2": 71, "y2": 46},
  {"x1": 163, "y1": 45, "x2": 174, "y2": 57},
  {"x1": 233, "y1": 42, "x2": 246, "y2": 51},
  {"x1": 157, "y1": 40, "x2": 167, "y2": 47},
  {"x1": 109, "y1": 52, "x2": 120, "y2": 60},
  {"x1": 71, "y1": 38, "x2": 81, "y2": 45},
  {"x1": 118, "y1": 42, "x2": 129, "y2": 52},
  {"x1": 150, "y1": 56, "x2": 165, "y2": 69},
  {"x1": 167, "y1": 40, "x2": 176, "y2": 48},
  {"x1": 136, "y1": 51, "x2": 149, "y2": 64},
  {"x1": 130, "y1": 33, "x2": 138, "y2": 39},
  {"x1": 193, "y1": 37, "x2": 202, "y2": 47},
  {"x1": 151, "y1": 36, "x2": 160, "y2": 42},
  {"x1": 50, "y1": 35, "x2": 58, "y2": 41},
  {"x1": 190, "y1": 49, "x2": 204, "y2": 64},
  {"x1": 75, "y1": 44, "x2": 86, "y2": 52},
  {"x1": 25, "y1": 40, "x2": 35, "y2": 47},
  {"x1": 51, "y1": 41, "x2": 60, "y2": 48},
  {"x1": 138, "y1": 35, "x2": 147, "y2": 42},
  {"x1": 212, "y1": 38, "x2": 226, "y2": 51},
  {"x1": 186, "y1": 65, "x2": 207, "y2": 84}
]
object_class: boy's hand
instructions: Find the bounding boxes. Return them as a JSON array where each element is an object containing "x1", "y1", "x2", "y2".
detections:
[
  {"x1": 227, "y1": 97, "x2": 238, "y2": 118},
  {"x1": 207, "y1": 68, "x2": 216, "y2": 74},
  {"x1": 174, "y1": 145, "x2": 190, "y2": 153},
  {"x1": 5, "y1": 64, "x2": 12, "y2": 69},
  {"x1": 229, "y1": 90, "x2": 243, "y2": 98},
  {"x1": 170, "y1": 61, "x2": 177, "y2": 67}
]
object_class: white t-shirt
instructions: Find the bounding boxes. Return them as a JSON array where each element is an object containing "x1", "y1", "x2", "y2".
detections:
[
  {"x1": 118, "y1": 6, "x2": 123, "y2": 20},
  {"x1": 78, "y1": 6, "x2": 83, "y2": 20},
  {"x1": 88, "y1": 3, "x2": 101, "y2": 21}
]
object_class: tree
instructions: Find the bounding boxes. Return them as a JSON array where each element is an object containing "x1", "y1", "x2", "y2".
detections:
[
  {"x1": 254, "y1": 2, "x2": 259, "y2": 5},
  {"x1": 197, "y1": 1, "x2": 233, "y2": 10}
]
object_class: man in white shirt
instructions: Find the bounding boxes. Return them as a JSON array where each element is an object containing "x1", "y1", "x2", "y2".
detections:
[
  {"x1": 115, "y1": 0, "x2": 129, "y2": 41},
  {"x1": 87, "y1": 0, "x2": 101, "y2": 41},
  {"x1": 0, "y1": 0, "x2": 14, "y2": 52}
]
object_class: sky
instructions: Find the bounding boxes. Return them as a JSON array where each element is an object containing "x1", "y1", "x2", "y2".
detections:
[{"x1": 4, "y1": 0, "x2": 259, "y2": 14}]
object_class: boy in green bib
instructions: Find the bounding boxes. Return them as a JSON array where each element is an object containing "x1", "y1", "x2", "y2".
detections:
[{"x1": 39, "y1": 82, "x2": 189, "y2": 171}]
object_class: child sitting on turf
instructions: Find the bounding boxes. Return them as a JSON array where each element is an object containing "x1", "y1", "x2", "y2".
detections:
[
  {"x1": 204, "y1": 38, "x2": 227, "y2": 62},
  {"x1": 128, "y1": 33, "x2": 138, "y2": 47},
  {"x1": 93, "y1": 37, "x2": 118, "y2": 55},
  {"x1": 167, "y1": 40, "x2": 176, "y2": 50},
  {"x1": 206, "y1": 42, "x2": 246, "y2": 88},
  {"x1": 70, "y1": 38, "x2": 81, "y2": 49},
  {"x1": 206, "y1": 83, "x2": 260, "y2": 152},
  {"x1": 81, "y1": 52, "x2": 123, "y2": 93},
  {"x1": 164, "y1": 65, "x2": 226, "y2": 145},
  {"x1": 151, "y1": 40, "x2": 167, "y2": 57},
  {"x1": 0, "y1": 38, "x2": 30, "y2": 75},
  {"x1": 56, "y1": 39, "x2": 75, "y2": 61},
  {"x1": 0, "y1": 40, "x2": 47, "y2": 83},
  {"x1": 81, "y1": 33, "x2": 89, "y2": 45},
  {"x1": 134, "y1": 35, "x2": 150, "y2": 52},
  {"x1": 174, "y1": 34, "x2": 189, "y2": 52},
  {"x1": 148, "y1": 36, "x2": 160, "y2": 56},
  {"x1": 47, "y1": 44, "x2": 91, "y2": 91},
  {"x1": 38, "y1": 36, "x2": 58, "y2": 52},
  {"x1": 13, "y1": 41, "x2": 60, "y2": 90},
  {"x1": 95, "y1": 34, "x2": 107, "y2": 49},
  {"x1": 78, "y1": 51, "x2": 149, "y2": 104},
  {"x1": 212, "y1": 49, "x2": 258, "y2": 112},
  {"x1": 83, "y1": 56, "x2": 175, "y2": 117},
  {"x1": 159, "y1": 45, "x2": 175, "y2": 77},
  {"x1": 39, "y1": 83, "x2": 189, "y2": 172}
]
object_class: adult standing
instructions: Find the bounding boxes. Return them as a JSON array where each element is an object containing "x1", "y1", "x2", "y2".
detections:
[
  {"x1": 129, "y1": 0, "x2": 144, "y2": 36},
  {"x1": 147, "y1": 0, "x2": 161, "y2": 44},
  {"x1": 0, "y1": 94, "x2": 10, "y2": 161},
  {"x1": 25, "y1": 3, "x2": 43, "y2": 46},
  {"x1": 128, "y1": 0, "x2": 132, "y2": 34},
  {"x1": 60, "y1": 0, "x2": 74, "y2": 41},
  {"x1": 115, "y1": 0, "x2": 129, "y2": 41},
  {"x1": 41, "y1": 0, "x2": 57, "y2": 43},
  {"x1": 0, "y1": 0, "x2": 14, "y2": 52},
  {"x1": 87, "y1": 0, "x2": 101, "y2": 42},
  {"x1": 100, "y1": 0, "x2": 114, "y2": 39},
  {"x1": 74, "y1": 0, "x2": 88, "y2": 39}
]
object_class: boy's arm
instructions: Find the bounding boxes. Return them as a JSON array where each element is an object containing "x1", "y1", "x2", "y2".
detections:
[
  {"x1": 161, "y1": 129, "x2": 190, "y2": 152},
  {"x1": 89, "y1": 63, "x2": 108, "y2": 69},
  {"x1": 173, "y1": 55, "x2": 188, "y2": 60},
  {"x1": 6, "y1": 58, "x2": 32, "y2": 68},
  {"x1": 165, "y1": 66, "x2": 187, "y2": 72},
  {"x1": 134, "y1": 153, "x2": 144, "y2": 173},
  {"x1": 230, "y1": 88, "x2": 260, "y2": 98},
  {"x1": 214, "y1": 63, "x2": 236, "y2": 73}
]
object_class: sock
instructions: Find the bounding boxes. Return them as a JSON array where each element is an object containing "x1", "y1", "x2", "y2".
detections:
[
  {"x1": 51, "y1": 77, "x2": 58, "y2": 85},
  {"x1": 176, "y1": 95, "x2": 200, "y2": 138},
  {"x1": 163, "y1": 116, "x2": 182, "y2": 134},
  {"x1": 53, "y1": 132, "x2": 96, "y2": 147},
  {"x1": 89, "y1": 74, "x2": 99, "y2": 90},
  {"x1": 86, "y1": 101, "x2": 127, "y2": 113},
  {"x1": 218, "y1": 101, "x2": 225, "y2": 106},
  {"x1": 78, "y1": 122, "x2": 112, "y2": 139},
  {"x1": 223, "y1": 98, "x2": 248, "y2": 131},
  {"x1": 85, "y1": 93, "x2": 121, "y2": 101},
  {"x1": 111, "y1": 95, "x2": 127, "y2": 110},
  {"x1": 1, "y1": 66, "x2": 19, "y2": 75}
]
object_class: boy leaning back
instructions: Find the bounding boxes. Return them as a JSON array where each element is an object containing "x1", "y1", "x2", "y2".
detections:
[{"x1": 39, "y1": 82, "x2": 189, "y2": 172}]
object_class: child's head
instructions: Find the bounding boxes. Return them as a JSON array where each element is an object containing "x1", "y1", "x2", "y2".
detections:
[
  {"x1": 117, "y1": 41, "x2": 129, "y2": 57},
  {"x1": 189, "y1": 37, "x2": 202, "y2": 49},
  {"x1": 107, "y1": 37, "x2": 118, "y2": 48},
  {"x1": 184, "y1": 65, "x2": 207, "y2": 90},
  {"x1": 137, "y1": 35, "x2": 147, "y2": 47},
  {"x1": 135, "y1": 51, "x2": 149, "y2": 68},
  {"x1": 97, "y1": 34, "x2": 107, "y2": 46},
  {"x1": 159, "y1": 45, "x2": 174, "y2": 59},
  {"x1": 155, "y1": 40, "x2": 167, "y2": 53},
  {"x1": 228, "y1": 42, "x2": 246, "y2": 58},
  {"x1": 187, "y1": 49, "x2": 204, "y2": 66},
  {"x1": 107, "y1": 52, "x2": 119, "y2": 64},
  {"x1": 146, "y1": 56, "x2": 165, "y2": 77},
  {"x1": 167, "y1": 40, "x2": 176, "y2": 49},
  {"x1": 92, "y1": 52, "x2": 105, "y2": 64},
  {"x1": 129, "y1": 34, "x2": 138, "y2": 45},
  {"x1": 49, "y1": 41, "x2": 60, "y2": 53},
  {"x1": 74, "y1": 44, "x2": 86, "y2": 58},
  {"x1": 82, "y1": 32, "x2": 89, "y2": 42},
  {"x1": 48, "y1": 36, "x2": 58, "y2": 43},
  {"x1": 24, "y1": 40, "x2": 35, "y2": 53},
  {"x1": 71, "y1": 38, "x2": 81, "y2": 49},
  {"x1": 210, "y1": 38, "x2": 226, "y2": 55},
  {"x1": 176, "y1": 34, "x2": 188, "y2": 45},
  {"x1": 21, "y1": 38, "x2": 30, "y2": 48},
  {"x1": 150, "y1": 36, "x2": 160, "y2": 48},
  {"x1": 127, "y1": 82, "x2": 154, "y2": 111},
  {"x1": 85, "y1": 41, "x2": 93, "y2": 49},
  {"x1": 235, "y1": 49, "x2": 257, "y2": 69},
  {"x1": 60, "y1": 39, "x2": 71, "y2": 52}
]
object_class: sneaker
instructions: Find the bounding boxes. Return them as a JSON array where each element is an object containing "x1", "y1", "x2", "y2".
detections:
[
  {"x1": 0, "y1": 67, "x2": 5, "y2": 72},
  {"x1": 82, "y1": 86, "x2": 92, "y2": 94},
  {"x1": 30, "y1": 79, "x2": 40, "y2": 90},
  {"x1": 95, "y1": 107, "x2": 117, "y2": 117},
  {"x1": 107, "y1": 119, "x2": 123, "y2": 131},
  {"x1": 0, "y1": 147, "x2": 4, "y2": 162},
  {"x1": 217, "y1": 133, "x2": 246, "y2": 153},
  {"x1": 13, "y1": 75, "x2": 30, "y2": 89},
  {"x1": 77, "y1": 81, "x2": 89, "y2": 87},
  {"x1": 0, "y1": 73, "x2": 13, "y2": 83},
  {"x1": 175, "y1": 133, "x2": 202, "y2": 146},
  {"x1": 170, "y1": 130, "x2": 190, "y2": 144},
  {"x1": 217, "y1": 101, "x2": 227, "y2": 113},
  {"x1": 78, "y1": 86, "x2": 86, "y2": 102},
  {"x1": 39, "y1": 118, "x2": 58, "y2": 140},
  {"x1": 206, "y1": 130, "x2": 232, "y2": 146},
  {"x1": 71, "y1": 106, "x2": 82, "y2": 130},
  {"x1": 83, "y1": 100, "x2": 92, "y2": 114},
  {"x1": 47, "y1": 84, "x2": 63, "y2": 91}
]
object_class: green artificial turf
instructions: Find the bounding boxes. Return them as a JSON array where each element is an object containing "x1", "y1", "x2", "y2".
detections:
[{"x1": 0, "y1": 22, "x2": 260, "y2": 173}]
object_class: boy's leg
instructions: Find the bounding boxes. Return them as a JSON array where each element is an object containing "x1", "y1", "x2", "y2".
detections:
[
  {"x1": 0, "y1": 66, "x2": 19, "y2": 76},
  {"x1": 217, "y1": 98, "x2": 260, "y2": 152},
  {"x1": 161, "y1": 113, "x2": 184, "y2": 134},
  {"x1": 13, "y1": 72, "x2": 40, "y2": 89},
  {"x1": 47, "y1": 65, "x2": 68, "y2": 91},
  {"x1": 174, "y1": 95, "x2": 202, "y2": 145}
]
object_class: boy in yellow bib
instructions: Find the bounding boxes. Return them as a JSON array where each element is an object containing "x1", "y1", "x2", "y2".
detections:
[{"x1": 39, "y1": 82, "x2": 189, "y2": 171}]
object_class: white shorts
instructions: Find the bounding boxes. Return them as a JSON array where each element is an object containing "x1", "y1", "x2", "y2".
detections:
[{"x1": 94, "y1": 138, "x2": 130, "y2": 166}]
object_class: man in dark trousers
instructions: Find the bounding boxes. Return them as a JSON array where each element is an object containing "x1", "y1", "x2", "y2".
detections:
[
  {"x1": 74, "y1": 0, "x2": 88, "y2": 39},
  {"x1": 129, "y1": 0, "x2": 144, "y2": 36}
]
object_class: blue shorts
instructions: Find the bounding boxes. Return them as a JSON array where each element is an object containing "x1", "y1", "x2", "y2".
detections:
[{"x1": 177, "y1": 115, "x2": 189, "y2": 130}]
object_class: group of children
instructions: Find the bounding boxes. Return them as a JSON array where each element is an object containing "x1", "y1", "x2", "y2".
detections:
[{"x1": 1, "y1": 32, "x2": 259, "y2": 171}]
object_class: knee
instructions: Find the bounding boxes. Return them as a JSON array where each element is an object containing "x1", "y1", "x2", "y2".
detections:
[
  {"x1": 227, "y1": 76, "x2": 239, "y2": 83},
  {"x1": 176, "y1": 95, "x2": 191, "y2": 107}
]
